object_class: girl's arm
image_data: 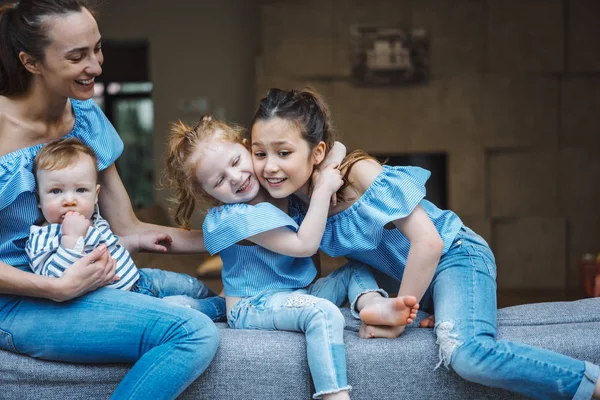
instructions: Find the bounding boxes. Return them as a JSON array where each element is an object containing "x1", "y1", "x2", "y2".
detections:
[
  {"x1": 324, "y1": 141, "x2": 346, "y2": 167},
  {"x1": 340, "y1": 158, "x2": 443, "y2": 303},
  {"x1": 98, "y1": 164, "x2": 206, "y2": 253},
  {"x1": 0, "y1": 245, "x2": 116, "y2": 302},
  {"x1": 315, "y1": 141, "x2": 346, "y2": 206},
  {"x1": 393, "y1": 205, "x2": 444, "y2": 302},
  {"x1": 247, "y1": 163, "x2": 343, "y2": 257}
]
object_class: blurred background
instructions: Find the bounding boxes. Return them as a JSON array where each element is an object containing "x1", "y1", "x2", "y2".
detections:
[{"x1": 43, "y1": 0, "x2": 600, "y2": 307}]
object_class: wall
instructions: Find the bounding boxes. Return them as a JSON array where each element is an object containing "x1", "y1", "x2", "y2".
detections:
[
  {"x1": 257, "y1": 0, "x2": 600, "y2": 290},
  {"x1": 96, "y1": 0, "x2": 259, "y2": 229}
]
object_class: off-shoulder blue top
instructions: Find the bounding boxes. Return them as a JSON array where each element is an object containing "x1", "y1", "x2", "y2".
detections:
[
  {"x1": 0, "y1": 99, "x2": 123, "y2": 269},
  {"x1": 310, "y1": 165, "x2": 463, "y2": 281},
  {"x1": 203, "y1": 197, "x2": 317, "y2": 297}
]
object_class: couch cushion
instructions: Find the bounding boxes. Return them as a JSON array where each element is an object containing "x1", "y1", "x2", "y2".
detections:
[{"x1": 1, "y1": 298, "x2": 599, "y2": 399}]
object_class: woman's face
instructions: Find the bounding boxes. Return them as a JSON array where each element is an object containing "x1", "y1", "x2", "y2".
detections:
[
  {"x1": 251, "y1": 117, "x2": 323, "y2": 199},
  {"x1": 33, "y1": 8, "x2": 103, "y2": 100}
]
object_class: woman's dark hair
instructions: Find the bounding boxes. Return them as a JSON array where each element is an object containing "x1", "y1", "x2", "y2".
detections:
[
  {"x1": 0, "y1": 0, "x2": 92, "y2": 96},
  {"x1": 251, "y1": 87, "x2": 337, "y2": 154}
]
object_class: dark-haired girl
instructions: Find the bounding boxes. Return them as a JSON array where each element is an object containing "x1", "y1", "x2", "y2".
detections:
[{"x1": 250, "y1": 87, "x2": 600, "y2": 400}]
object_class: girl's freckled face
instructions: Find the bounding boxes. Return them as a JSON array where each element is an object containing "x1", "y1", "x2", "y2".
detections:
[{"x1": 192, "y1": 136, "x2": 260, "y2": 204}]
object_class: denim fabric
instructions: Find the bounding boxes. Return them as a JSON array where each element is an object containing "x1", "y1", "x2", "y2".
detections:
[
  {"x1": 431, "y1": 226, "x2": 599, "y2": 399},
  {"x1": 227, "y1": 261, "x2": 382, "y2": 399},
  {"x1": 131, "y1": 268, "x2": 226, "y2": 322},
  {"x1": 4, "y1": 301, "x2": 600, "y2": 399},
  {"x1": 228, "y1": 290, "x2": 349, "y2": 399},
  {"x1": 0, "y1": 288, "x2": 219, "y2": 400},
  {"x1": 306, "y1": 260, "x2": 388, "y2": 318}
]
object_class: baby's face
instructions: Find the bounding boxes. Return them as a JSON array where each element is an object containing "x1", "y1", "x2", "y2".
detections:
[
  {"x1": 192, "y1": 137, "x2": 260, "y2": 204},
  {"x1": 37, "y1": 155, "x2": 100, "y2": 224}
]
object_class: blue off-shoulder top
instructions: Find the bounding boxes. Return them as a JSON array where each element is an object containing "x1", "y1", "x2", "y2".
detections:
[
  {"x1": 312, "y1": 165, "x2": 463, "y2": 281},
  {"x1": 203, "y1": 197, "x2": 317, "y2": 297},
  {"x1": 0, "y1": 99, "x2": 123, "y2": 269}
]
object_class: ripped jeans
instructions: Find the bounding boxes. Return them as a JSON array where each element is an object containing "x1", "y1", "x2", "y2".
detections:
[
  {"x1": 228, "y1": 261, "x2": 386, "y2": 399},
  {"x1": 430, "y1": 226, "x2": 599, "y2": 399}
]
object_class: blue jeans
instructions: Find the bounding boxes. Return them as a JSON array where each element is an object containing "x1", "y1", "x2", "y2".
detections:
[
  {"x1": 430, "y1": 226, "x2": 599, "y2": 399},
  {"x1": 228, "y1": 261, "x2": 386, "y2": 399},
  {"x1": 0, "y1": 288, "x2": 219, "y2": 399},
  {"x1": 132, "y1": 268, "x2": 226, "y2": 322}
]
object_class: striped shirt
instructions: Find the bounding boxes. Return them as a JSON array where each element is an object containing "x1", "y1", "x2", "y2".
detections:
[
  {"x1": 0, "y1": 99, "x2": 124, "y2": 270},
  {"x1": 203, "y1": 198, "x2": 317, "y2": 297},
  {"x1": 313, "y1": 165, "x2": 464, "y2": 282},
  {"x1": 25, "y1": 212, "x2": 139, "y2": 291}
]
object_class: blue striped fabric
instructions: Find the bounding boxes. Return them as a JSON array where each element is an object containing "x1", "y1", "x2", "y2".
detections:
[
  {"x1": 25, "y1": 212, "x2": 139, "y2": 291},
  {"x1": 0, "y1": 99, "x2": 124, "y2": 269},
  {"x1": 317, "y1": 165, "x2": 464, "y2": 282},
  {"x1": 203, "y1": 200, "x2": 317, "y2": 297}
]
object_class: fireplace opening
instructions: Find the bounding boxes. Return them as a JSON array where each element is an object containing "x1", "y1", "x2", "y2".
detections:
[{"x1": 370, "y1": 152, "x2": 448, "y2": 210}]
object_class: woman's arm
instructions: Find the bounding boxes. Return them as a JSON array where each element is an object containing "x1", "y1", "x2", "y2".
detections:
[
  {"x1": 0, "y1": 245, "x2": 116, "y2": 302},
  {"x1": 98, "y1": 164, "x2": 206, "y2": 253}
]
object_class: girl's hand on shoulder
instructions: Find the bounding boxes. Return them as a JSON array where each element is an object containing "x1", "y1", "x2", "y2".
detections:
[
  {"x1": 138, "y1": 230, "x2": 173, "y2": 253},
  {"x1": 53, "y1": 244, "x2": 117, "y2": 302},
  {"x1": 311, "y1": 162, "x2": 343, "y2": 198}
]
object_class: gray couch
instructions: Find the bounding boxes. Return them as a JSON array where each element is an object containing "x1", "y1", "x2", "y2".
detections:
[{"x1": 2, "y1": 298, "x2": 600, "y2": 399}]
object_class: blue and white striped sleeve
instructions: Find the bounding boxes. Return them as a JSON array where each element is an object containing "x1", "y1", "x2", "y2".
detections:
[{"x1": 26, "y1": 225, "x2": 85, "y2": 278}]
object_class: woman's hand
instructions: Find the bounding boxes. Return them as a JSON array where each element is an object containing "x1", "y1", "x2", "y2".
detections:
[
  {"x1": 51, "y1": 244, "x2": 117, "y2": 302},
  {"x1": 138, "y1": 230, "x2": 173, "y2": 253}
]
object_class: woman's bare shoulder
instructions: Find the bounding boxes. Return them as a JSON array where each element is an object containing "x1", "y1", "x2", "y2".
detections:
[{"x1": 0, "y1": 102, "x2": 34, "y2": 158}]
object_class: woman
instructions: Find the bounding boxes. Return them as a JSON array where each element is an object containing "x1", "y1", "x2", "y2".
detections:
[{"x1": 0, "y1": 1, "x2": 219, "y2": 399}]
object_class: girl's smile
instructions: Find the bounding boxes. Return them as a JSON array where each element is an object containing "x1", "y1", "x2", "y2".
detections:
[{"x1": 251, "y1": 117, "x2": 323, "y2": 199}]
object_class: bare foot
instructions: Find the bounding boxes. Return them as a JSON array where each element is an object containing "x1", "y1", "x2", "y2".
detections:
[
  {"x1": 359, "y1": 323, "x2": 406, "y2": 339},
  {"x1": 419, "y1": 314, "x2": 435, "y2": 328},
  {"x1": 359, "y1": 295, "x2": 418, "y2": 327}
]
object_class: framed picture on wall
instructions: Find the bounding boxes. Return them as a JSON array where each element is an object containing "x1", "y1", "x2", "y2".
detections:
[{"x1": 350, "y1": 25, "x2": 429, "y2": 86}]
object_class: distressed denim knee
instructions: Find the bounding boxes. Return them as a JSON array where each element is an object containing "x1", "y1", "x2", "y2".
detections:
[
  {"x1": 441, "y1": 332, "x2": 496, "y2": 384},
  {"x1": 434, "y1": 319, "x2": 496, "y2": 384}
]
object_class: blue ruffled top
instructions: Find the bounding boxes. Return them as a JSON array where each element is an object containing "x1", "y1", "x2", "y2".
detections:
[
  {"x1": 0, "y1": 99, "x2": 124, "y2": 269},
  {"x1": 203, "y1": 197, "x2": 317, "y2": 297},
  {"x1": 315, "y1": 165, "x2": 463, "y2": 281}
]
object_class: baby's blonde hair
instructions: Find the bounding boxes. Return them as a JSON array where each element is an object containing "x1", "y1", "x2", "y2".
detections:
[
  {"x1": 162, "y1": 115, "x2": 247, "y2": 230},
  {"x1": 33, "y1": 137, "x2": 99, "y2": 185}
]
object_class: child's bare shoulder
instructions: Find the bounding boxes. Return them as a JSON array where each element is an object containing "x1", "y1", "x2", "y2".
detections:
[{"x1": 344, "y1": 158, "x2": 383, "y2": 195}]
